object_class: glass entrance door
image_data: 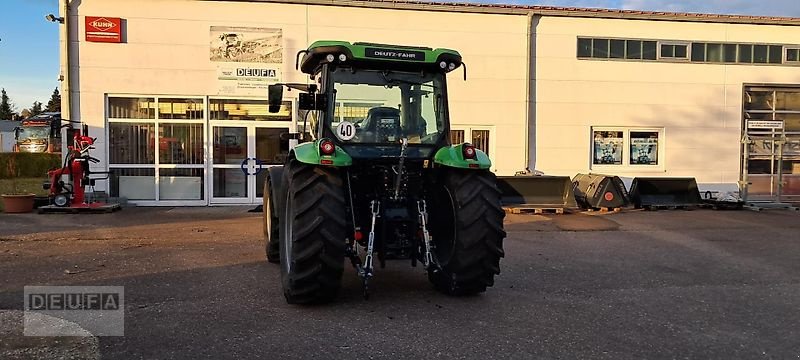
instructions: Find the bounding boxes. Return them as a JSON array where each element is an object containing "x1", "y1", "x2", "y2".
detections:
[
  {"x1": 253, "y1": 127, "x2": 290, "y2": 201},
  {"x1": 210, "y1": 125, "x2": 289, "y2": 204},
  {"x1": 744, "y1": 132, "x2": 783, "y2": 202},
  {"x1": 742, "y1": 87, "x2": 800, "y2": 204},
  {"x1": 211, "y1": 126, "x2": 249, "y2": 204}
]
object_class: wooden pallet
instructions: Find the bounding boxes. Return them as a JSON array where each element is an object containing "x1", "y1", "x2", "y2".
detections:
[
  {"x1": 503, "y1": 206, "x2": 571, "y2": 215},
  {"x1": 641, "y1": 204, "x2": 699, "y2": 211},
  {"x1": 585, "y1": 207, "x2": 623, "y2": 213},
  {"x1": 743, "y1": 203, "x2": 799, "y2": 212},
  {"x1": 700, "y1": 201, "x2": 744, "y2": 211},
  {"x1": 38, "y1": 203, "x2": 122, "y2": 214}
]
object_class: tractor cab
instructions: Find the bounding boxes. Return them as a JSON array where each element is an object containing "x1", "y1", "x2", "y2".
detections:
[{"x1": 270, "y1": 41, "x2": 465, "y2": 159}]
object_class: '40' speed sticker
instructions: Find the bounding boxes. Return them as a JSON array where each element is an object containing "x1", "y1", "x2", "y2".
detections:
[{"x1": 336, "y1": 121, "x2": 356, "y2": 141}]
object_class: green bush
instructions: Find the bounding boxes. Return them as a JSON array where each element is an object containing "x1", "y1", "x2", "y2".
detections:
[{"x1": 0, "y1": 152, "x2": 62, "y2": 179}]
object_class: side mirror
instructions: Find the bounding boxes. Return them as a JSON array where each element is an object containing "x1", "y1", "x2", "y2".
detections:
[
  {"x1": 13, "y1": 127, "x2": 21, "y2": 140},
  {"x1": 268, "y1": 84, "x2": 284, "y2": 113}
]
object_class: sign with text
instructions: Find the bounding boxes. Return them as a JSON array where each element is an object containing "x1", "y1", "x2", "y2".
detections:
[
  {"x1": 216, "y1": 64, "x2": 281, "y2": 96},
  {"x1": 24, "y1": 286, "x2": 125, "y2": 336},
  {"x1": 747, "y1": 120, "x2": 784, "y2": 130},
  {"x1": 210, "y1": 26, "x2": 282, "y2": 96},
  {"x1": 365, "y1": 48, "x2": 425, "y2": 61},
  {"x1": 85, "y1": 16, "x2": 122, "y2": 43}
]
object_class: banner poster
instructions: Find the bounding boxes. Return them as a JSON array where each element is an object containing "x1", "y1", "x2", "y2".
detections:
[
  {"x1": 630, "y1": 131, "x2": 659, "y2": 165},
  {"x1": 593, "y1": 131, "x2": 623, "y2": 165},
  {"x1": 210, "y1": 26, "x2": 282, "y2": 96},
  {"x1": 749, "y1": 138, "x2": 800, "y2": 156}
]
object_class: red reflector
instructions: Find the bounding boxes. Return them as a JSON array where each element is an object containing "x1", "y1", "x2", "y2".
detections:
[
  {"x1": 320, "y1": 159, "x2": 334, "y2": 165},
  {"x1": 468, "y1": 163, "x2": 480, "y2": 168},
  {"x1": 463, "y1": 144, "x2": 476, "y2": 159},
  {"x1": 319, "y1": 140, "x2": 335, "y2": 155},
  {"x1": 604, "y1": 192, "x2": 614, "y2": 201},
  {"x1": 354, "y1": 231, "x2": 363, "y2": 241}
]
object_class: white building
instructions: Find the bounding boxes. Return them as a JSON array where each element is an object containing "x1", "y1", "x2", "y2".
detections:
[
  {"x1": 0, "y1": 121, "x2": 20, "y2": 152},
  {"x1": 59, "y1": 0, "x2": 800, "y2": 206}
]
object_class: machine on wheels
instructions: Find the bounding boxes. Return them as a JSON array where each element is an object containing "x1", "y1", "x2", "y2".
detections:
[
  {"x1": 41, "y1": 127, "x2": 119, "y2": 213},
  {"x1": 263, "y1": 41, "x2": 506, "y2": 303}
]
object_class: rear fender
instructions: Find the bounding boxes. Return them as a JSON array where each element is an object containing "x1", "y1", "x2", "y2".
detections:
[
  {"x1": 434, "y1": 143, "x2": 491, "y2": 170},
  {"x1": 291, "y1": 140, "x2": 352, "y2": 167}
]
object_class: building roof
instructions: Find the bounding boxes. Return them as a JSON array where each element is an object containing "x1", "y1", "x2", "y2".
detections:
[{"x1": 233, "y1": 0, "x2": 800, "y2": 26}]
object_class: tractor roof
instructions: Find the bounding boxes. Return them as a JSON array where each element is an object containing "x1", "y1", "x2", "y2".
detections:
[{"x1": 299, "y1": 41, "x2": 462, "y2": 74}]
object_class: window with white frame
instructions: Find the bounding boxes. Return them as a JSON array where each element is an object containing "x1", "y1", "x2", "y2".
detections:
[
  {"x1": 629, "y1": 131, "x2": 660, "y2": 165},
  {"x1": 108, "y1": 96, "x2": 206, "y2": 202},
  {"x1": 592, "y1": 130, "x2": 624, "y2": 165},
  {"x1": 787, "y1": 48, "x2": 800, "y2": 64},
  {"x1": 451, "y1": 126, "x2": 494, "y2": 156},
  {"x1": 659, "y1": 43, "x2": 689, "y2": 60},
  {"x1": 209, "y1": 99, "x2": 291, "y2": 121},
  {"x1": 450, "y1": 129, "x2": 465, "y2": 144},
  {"x1": 591, "y1": 127, "x2": 664, "y2": 168}
]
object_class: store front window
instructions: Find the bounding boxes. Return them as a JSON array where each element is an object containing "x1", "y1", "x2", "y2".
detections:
[
  {"x1": 108, "y1": 96, "x2": 206, "y2": 203},
  {"x1": 107, "y1": 96, "x2": 295, "y2": 205},
  {"x1": 108, "y1": 97, "x2": 155, "y2": 119},
  {"x1": 210, "y1": 99, "x2": 291, "y2": 121},
  {"x1": 159, "y1": 98, "x2": 204, "y2": 120},
  {"x1": 109, "y1": 123, "x2": 156, "y2": 164},
  {"x1": 159, "y1": 123, "x2": 204, "y2": 164}
]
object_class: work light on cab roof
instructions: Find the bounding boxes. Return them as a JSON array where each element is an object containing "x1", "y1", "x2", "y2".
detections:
[{"x1": 296, "y1": 41, "x2": 466, "y2": 79}]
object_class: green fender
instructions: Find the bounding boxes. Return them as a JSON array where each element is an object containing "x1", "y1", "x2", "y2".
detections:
[
  {"x1": 291, "y1": 139, "x2": 353, "y2": 167},
  {"x1": 434, "y1": 143, "x2": 492, "y2": 170}
]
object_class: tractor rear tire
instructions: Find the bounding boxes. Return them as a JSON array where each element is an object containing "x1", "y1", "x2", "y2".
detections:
[
  {"x1": 264, "y1": 179, "x2": 280, "y2": 264},
  {"x1": 428, "y1": 169, "x2": 506, "y2": 296},
  {"x1": 279, "y1": 160, "x2": 347, "y2": 304}
]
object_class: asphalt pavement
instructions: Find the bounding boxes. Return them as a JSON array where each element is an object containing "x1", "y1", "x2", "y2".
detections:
[{"x1": 1, "y1": 208, "x2": 799, "y2": 359}]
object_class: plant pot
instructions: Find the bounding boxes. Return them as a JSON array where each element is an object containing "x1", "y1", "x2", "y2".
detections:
[{"x1": 2, "y1": 194, "x2": 36, "y2": 213}]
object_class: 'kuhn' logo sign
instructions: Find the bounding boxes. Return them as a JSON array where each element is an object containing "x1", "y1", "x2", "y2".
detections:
[
  {"x1": 85, "y1": 16, "x2": 122, "y2": 43},
  {"x1": 90, "y1": 18, "x2": 116, "y2": 30}
]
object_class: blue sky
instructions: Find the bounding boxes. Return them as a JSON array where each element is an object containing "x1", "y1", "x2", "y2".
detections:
[
  {"x1": 1, "y1": 0, "x2": 799, "y2": 113},
  {"x1": 0, "y1": 0, "x2": 60, "y2": 112}
]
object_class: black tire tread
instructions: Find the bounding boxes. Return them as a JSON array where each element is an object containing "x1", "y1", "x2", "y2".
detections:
[
  {"x1": 265, "y1": 176, "x2": 281, "y2": 264},
  {"x1": 429, "y1": 170, "x2": 506, "y2": 296},
  {"x1": 282, "y1": 161, "x2": 346, "y2": 304}
]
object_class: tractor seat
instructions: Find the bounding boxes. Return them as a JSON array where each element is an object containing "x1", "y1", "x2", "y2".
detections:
[{"x1": 358, "y1": 107, "x2": 402, "y2": 142}]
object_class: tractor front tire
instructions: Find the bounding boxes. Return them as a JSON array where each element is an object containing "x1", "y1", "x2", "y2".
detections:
[
  {"x1": 279, "y1": 160, "x2": 347, "y2": 304},
  {"x1": 428, "y1": 169, "x2": 506, "y2": 296},
  {"x1": 264, "y1": 178, "x2": 280, "y2": 264}
]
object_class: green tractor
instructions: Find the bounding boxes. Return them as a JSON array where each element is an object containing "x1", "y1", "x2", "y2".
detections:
[{"x1": 263, "y1": 41, "x2": 506, "y2": 303}]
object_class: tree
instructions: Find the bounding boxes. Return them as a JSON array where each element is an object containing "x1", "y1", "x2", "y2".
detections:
[
  {"x1": 20, "y1": 109, "x2": 32, "y2": 119},
  {"x1": 45, "y1": 87, "x2": 61, "y2": 112},
  {"x1": 0, "y1": 88, "x2": 14, "y2": 120},
  {"x1": 30, "y1": 101, "x2": 43, "y2": 116}
]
